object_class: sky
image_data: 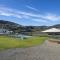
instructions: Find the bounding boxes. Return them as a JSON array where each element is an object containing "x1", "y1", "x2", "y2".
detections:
[{"x1": 0, "y1": 0, "x2": 60, "y2": 26}]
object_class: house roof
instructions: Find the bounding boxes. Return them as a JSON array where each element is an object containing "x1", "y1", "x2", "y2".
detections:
[{"x1": 42, "y1": 28, "x2": 60, "y2": 32}]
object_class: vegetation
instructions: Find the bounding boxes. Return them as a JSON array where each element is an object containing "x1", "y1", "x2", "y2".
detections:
[{"x1": 0, "y1": 36, "x2": 47, "y2": 51}]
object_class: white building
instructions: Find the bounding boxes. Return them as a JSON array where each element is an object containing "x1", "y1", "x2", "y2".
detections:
[
  {"x1": 0, "y1": 29, "x2": 13, "y2": 34},
  {"x1": 42, "y1": 28, "x2": 60, "y2": 35}
]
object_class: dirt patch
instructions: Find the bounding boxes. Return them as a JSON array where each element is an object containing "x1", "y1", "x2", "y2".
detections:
[{"x1": 49, "y1": 39, "x2": 60, "y2": 44}]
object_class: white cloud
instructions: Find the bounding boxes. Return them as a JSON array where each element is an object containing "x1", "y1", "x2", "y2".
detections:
[
  {"x1": 0, "y1": 6, "x2": 41, "y2": 19},
  {"x1": 31, "y1": 18, "x2": 48, "y2": 22},
  {"x1": 0, "y1": 9, "x2": 13, "y2": 16},
  {"x1": 26, "y1": 5, "x2": 39, "y2": 12},
  {"x1": 0, "y1": 6, "x2": 60, "y2": 22},
  {"x1": 0, "y1": 7, "x2": 22, "y2": 18},
  {"x1": 40, "y1": 13, "x2": 60, "y2": 21},
  {"x1": 0, "y1": 12, "x2": 12, "y2": 16}
]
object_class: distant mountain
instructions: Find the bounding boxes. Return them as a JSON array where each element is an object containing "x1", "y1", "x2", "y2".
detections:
[
  {"x1": 50, "y1": 24, "x2": 60, "y2": 28},
  {"x1": 0, "y1": 20, "x2": 60, "y2": 34}
]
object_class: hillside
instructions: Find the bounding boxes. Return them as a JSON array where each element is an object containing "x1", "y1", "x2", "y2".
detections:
[
  {"x1": 0, "y1": 20, "x2": 22, "y2": 33},
  {"x1": 0, "y1": 20, "x2": 20, "y2": 27},
  {"x1": 0, "y1": 20, "x2": 60, "y2": 34}
]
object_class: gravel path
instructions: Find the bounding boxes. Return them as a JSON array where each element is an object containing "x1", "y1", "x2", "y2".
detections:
[{"x1": 0, "y1": 40, "x2": 60, "y2": 60}]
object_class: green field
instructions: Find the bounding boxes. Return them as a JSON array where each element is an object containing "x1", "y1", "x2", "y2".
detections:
[{"x1": 0, "y1": 36, "x2": 47, "y2": 50}]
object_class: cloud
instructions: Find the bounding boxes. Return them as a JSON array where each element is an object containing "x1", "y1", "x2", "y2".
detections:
[
  {"x1": 32, "y1": 18, "x2": 47, "y2": 22},
  {"x1": 0, "y1": 7, "x2": 22, "y2": 18},
  {"x1": 0, "y1": 6, "x2": 60, "y2": 22},
  {"x1": 26, "y1": 5, "x2": 39, "y2": 12},
  {"x1": 0, "y1": 12, "x2": 12, "y2": 16},
  {"x1": 0, "y1": 6, "x2": 41, "y2": 19},
  {"x1": 40, "y1": 13, "x2": 60, "y2": 21}
]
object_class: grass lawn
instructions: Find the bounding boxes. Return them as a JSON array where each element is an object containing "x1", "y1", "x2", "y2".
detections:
[{"x1": 0, "y1": 36, "x2": 47, "y2": 51}]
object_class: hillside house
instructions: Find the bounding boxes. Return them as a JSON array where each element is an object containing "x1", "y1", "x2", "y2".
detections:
[{"x1": 0, "y1": 28, "x2": 13, "y2": 34}]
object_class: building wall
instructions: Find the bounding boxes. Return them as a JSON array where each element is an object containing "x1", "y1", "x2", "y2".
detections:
[
  {"x1": 47, "y1": 32, "x2": 60, "y2": 35},
  {"x1": 0, "y1": 28, "x2": 10, "y2": 34}
]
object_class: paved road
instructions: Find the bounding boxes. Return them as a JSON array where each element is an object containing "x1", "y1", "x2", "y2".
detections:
[{"x1": 0, "y1": 40, "x2": 60, "y2": 60}]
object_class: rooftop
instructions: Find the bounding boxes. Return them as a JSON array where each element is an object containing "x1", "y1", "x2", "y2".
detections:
[{"x1": 42, "y1": 28, "x2": 60, "y2": 32}]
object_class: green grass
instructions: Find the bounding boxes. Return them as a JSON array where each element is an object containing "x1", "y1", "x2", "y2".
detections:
[{"x1": 0, "y1": 36, "x2": 47, "y2": 50}]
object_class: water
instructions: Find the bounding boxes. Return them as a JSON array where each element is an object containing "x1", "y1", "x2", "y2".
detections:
[{"x1": 9, "y1": 34, "x2": 32, "y2": 40}]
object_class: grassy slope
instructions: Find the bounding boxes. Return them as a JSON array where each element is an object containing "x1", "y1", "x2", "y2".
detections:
[{"x1": 0, "y1": 36, "x2": 47, "y2": 50}]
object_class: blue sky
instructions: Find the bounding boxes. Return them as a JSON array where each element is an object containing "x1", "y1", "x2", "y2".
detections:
[{"x1": 0, "y1": 0, "x2": 60, "y2": 26}]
